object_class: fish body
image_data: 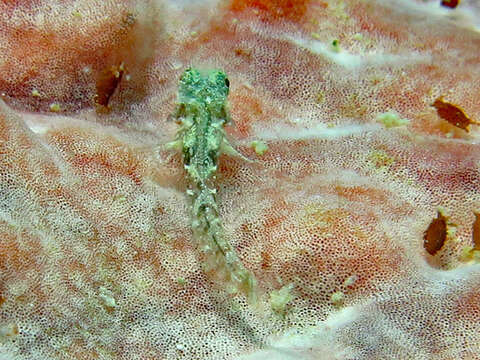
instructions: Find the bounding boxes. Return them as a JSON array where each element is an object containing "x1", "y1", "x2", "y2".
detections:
[{"x1": 170, "y1": 68, "x2": 256, "y2": 302}]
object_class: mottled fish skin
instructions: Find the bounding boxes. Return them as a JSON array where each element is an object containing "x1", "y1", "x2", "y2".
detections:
[{"x1": 171, "y1": 68, "x2": 256, "y2": 303}]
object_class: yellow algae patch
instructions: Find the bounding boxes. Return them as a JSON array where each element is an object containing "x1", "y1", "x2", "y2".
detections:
[
  {"x1": 315, "y1": 91, "x2": 325, "y2": 104},
  {"x1": 331, "y1": 39, "x2": 341, "y2": 53},
  {"x1": 376, "y1": 111, "x2": 410, "y2": 128},
  {"x1": 368, "y1": 150, "x2": 395, "y2": 169},
  {"x1": 460, "y1": 246, "x2": 480, "y2": 264},
  {"x1": 270, "y1": 283, "x2": 295, "y2": 317},
  {"x1": 49, "y1": 103, "x2": 61, "y2": 112},
  {"x1": 99, "y1": 286, "x2": 117, "y2": 311},
  {"x1": 302, "y1": 203, "x2": 330, "y2": 229},
  {"x1": 343, "y1": 274, "x2": 358, "y2": 287},
  {"x1": 352, "y1": 33, "x2": 363, "y2": 41},
  {"x1": 0, "y1": 323, "x2": 19, "y2": 343},
  {"x1": 250, "y1": 140, "x2": 268, "y2": 156},
  {"x1": 31, "y1": 89, "x2": 41, "y2": 97},
  {"x1": 340, "y1": 93, "x2": 368, "y2": 118},
  {"x1": 330, "y1": 291, "x2": 345, "y2": 307}
]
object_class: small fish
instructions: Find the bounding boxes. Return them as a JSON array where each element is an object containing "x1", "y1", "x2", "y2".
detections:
[
  {"x1": 431, "y1": 96, "x2": 479, "y2": 132},
  {"x1": 424, "y1": 210, "x2": 448, "y2": 255},
  {"x1": 94, "y1": 62, "x2": 125, "y2": 112},
  {"x1": 169, "y1": 68, "x2": 257, "y2": 303},
  {"x1": 441, "y1": 0, "x2": 460, "y2": 9}
]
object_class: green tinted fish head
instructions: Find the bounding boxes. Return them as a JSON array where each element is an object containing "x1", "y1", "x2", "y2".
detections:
[{"x1": 178, "y1": 68, "x2": 230, "y2": 119}]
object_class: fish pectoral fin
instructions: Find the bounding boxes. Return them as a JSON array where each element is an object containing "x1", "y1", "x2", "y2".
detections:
[
  {"x1": 220, "y1": 138, "x2": 254, "y2": 163},
  {"x1": 164, "y1": 139, "x2": 183, "y2": 151}
]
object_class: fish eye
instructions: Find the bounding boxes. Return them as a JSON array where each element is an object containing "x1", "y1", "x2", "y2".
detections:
[{"x1": 224, "y1": 78, "x2": 230, "y2": 88}]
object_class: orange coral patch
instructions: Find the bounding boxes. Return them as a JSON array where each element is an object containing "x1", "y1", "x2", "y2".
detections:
[
  {"x1": 260, "y1": 250, "x2": 272, "y2": 270},
  {"x1": 51, "y1": 129, "x2": 143, "y2": 187},
  {"x1": 453, "y1": 287, "x2": 480, "y2": 323},
  {"x1": 431, "y1": 96, "x2": 479, "y2": 132},
  {"x1": 228, "y1": 91, "x2": 263, "y2": 137},
  {"x1": 334, "y1": 185, "x2": 388, "y2": 205},
  {"x1": 229, "y1": 0, "x2": 310, "y2": 22},
  {"x1": 67, "y1": 341, "x2": 100, "y2": 360},
  {"x1": 73, "y1": 152, "x2": 141, "y2": 186}
]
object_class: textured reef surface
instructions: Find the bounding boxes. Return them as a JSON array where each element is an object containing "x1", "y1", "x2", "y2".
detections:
[{"x1": 0, "y1": 0, "x2": 480, "y2": 359}]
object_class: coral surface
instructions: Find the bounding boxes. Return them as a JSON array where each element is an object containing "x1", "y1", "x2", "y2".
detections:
[{"x1": 0, "y1": 0, "x2": 480, "y2": 359}]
